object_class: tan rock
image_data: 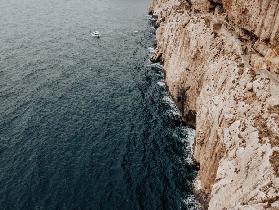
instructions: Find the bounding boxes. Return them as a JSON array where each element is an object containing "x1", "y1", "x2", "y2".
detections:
[{"x1": 149, "y1": 0, "x2": 279, "y2": 209}]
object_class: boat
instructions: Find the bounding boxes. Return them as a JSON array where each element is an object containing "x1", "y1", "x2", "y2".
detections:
[{"x1": 91, "y1": 31, "x2": 100, "y2": 38}]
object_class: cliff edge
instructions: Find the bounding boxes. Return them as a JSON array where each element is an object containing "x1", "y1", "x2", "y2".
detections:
[{"x1": 149, "y1": 0, "x2": 279, "y2": 209}]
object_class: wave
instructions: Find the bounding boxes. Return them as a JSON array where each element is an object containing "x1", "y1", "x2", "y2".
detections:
[
  {"x1": 162, "y1": 95, "x2": 181, "y2": 117},
  {"x1": 156, "y1": 80, "x2": 165, "y2": 87},
  {"x1": 182, "y1": 195, "x2": 201, "y2": 210}
]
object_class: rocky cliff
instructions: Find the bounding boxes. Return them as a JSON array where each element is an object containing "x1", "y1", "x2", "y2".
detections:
[{"x1": 149, "y1": 0, "x2": 279, "y2": 209}]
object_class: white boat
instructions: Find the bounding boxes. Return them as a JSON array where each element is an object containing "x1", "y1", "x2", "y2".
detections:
[{"x1": 91, "y1": 31, "x2": 100, "y2": 38}]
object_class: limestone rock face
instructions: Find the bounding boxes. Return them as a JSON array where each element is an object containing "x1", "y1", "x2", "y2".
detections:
[{"x1": 149, "y1": 0, "x2": 279, "y2": 209}]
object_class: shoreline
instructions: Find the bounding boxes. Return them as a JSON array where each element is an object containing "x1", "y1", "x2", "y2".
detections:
[{"x1": 149, "y1": 12, "x2": 206, "y2": 209}]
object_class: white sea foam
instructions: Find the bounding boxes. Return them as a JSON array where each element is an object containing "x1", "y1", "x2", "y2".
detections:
[
  {"x1": 149, "y1": 62, "x2": 163, "y2": 69},
  {"x1": 148, "y1": 47, "x2": 155, "y2": 53},
  {"x1": 162, "y1": 95, "x2": 180, "y2": 114},
  {"x1": 157, "y1": 80, "x2": 165, "y2": 87},
  {"x1": 181, "y1": 127, "x2": 196, "y2": 164},
  {"x1": 165, "y1": 109, "x2": 180, "y2": 117},
  {"x1": 182, "y1": 195, "x2": 201, "y2": 210},
  {"x1": 146, "y1": 62, "x2": 163, "y2": 71}
]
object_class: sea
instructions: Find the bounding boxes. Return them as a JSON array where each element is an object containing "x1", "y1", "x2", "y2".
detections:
[{"x1": 0, "y1": 0, "x2": 200, "y2": 209}]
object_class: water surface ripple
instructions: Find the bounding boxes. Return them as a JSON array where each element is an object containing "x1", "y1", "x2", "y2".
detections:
[{"x1": 0, "y1": 0, "x2": 199, "y2": 209}]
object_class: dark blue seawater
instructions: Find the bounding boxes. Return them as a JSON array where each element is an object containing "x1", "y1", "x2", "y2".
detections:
[{"x1": 0, "y1": 0, "x2": 199, "y2": 209}]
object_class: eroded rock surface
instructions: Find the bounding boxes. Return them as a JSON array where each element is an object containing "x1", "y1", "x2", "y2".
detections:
[{"x1": 149, "y1": 0, "x2": 279, "y2": 209}]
